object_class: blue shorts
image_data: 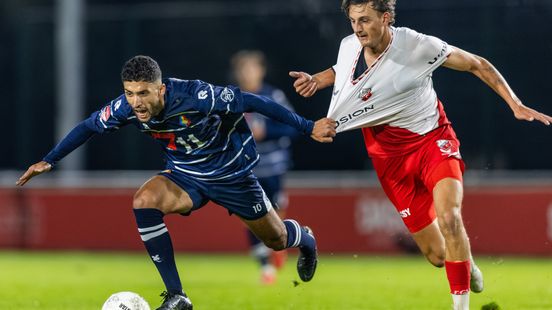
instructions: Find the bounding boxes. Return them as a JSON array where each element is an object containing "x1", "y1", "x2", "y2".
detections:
[
  {"x1": 159, "y1": 170, "x2": 273, "y2": 220},
  {"x1": 257, "y1": 175, "x2": 287, "y2": 210}
]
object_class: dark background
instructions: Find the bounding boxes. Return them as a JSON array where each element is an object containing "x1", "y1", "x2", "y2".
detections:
[{"x1": 2, "y1": 0, "x2": 551, "y2": 171}]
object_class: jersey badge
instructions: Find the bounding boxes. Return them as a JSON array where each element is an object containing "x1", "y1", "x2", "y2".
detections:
[
  {"x1": 220, "y1": 87, "x2": 235, "y2": 102},
  {"x1": 436, "y1": 139, "x2": 461, "y2": 158},
  {"x1": 358, "y1": 88, "x2": 373, "y2": 101},
  {"x1": 100, "y1": 105, "x2": 112, "y2": 122},
  {"x1": 179, "y1": 115, "x2": 191, "y2": 127}
]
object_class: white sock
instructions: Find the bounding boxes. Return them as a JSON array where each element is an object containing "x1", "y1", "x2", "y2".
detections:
[{"x1": 452, "y1": 293, "x2": 470, "y2": 310}]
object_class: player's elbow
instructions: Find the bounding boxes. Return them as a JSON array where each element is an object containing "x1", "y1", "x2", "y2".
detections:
[{"x1": 469, "y1": 55, "x2": 490, "y2": 75}]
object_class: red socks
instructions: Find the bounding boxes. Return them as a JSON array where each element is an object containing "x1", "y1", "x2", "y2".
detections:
[{"x1": 445, "y1": 260, "x2": 471, "y2": 295}]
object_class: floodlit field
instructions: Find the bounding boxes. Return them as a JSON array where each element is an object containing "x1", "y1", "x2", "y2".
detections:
[{"x1": 0, "y1": 251, "x2": 551, "y2": 309}]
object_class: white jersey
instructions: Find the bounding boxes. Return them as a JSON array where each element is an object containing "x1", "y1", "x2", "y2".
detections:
[{"x1": 327, "y1": 27, "x2": 452, "y2": 134}]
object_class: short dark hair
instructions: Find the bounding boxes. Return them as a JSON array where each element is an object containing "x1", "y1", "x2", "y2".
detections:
[
  {"x1": 341, "y1": 0, "x2": 396, "y2": 25},
  {"x1": 120, "y1": 55, "x2": 162, "y2": 83}
]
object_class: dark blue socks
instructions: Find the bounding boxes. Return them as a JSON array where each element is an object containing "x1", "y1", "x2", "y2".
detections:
[
  {"x1": 283, "y1": 219, "x2": 316, "y2": 255},
  {"x1": 134, "y1": 208, "x2": 182, "y2": 295}
]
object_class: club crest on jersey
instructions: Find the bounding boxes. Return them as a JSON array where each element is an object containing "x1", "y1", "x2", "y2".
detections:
[
  {"x1": 358, "y1": 88, "x2": 373, "y2": 101},
  {"x1": 220, "y1": 87, "x2": 235, "y2": 102},
  {"x1": 100, "y1": 105, "x2": 111, "y2": 122},
  {"x1": 179, "y1": 115, "x2": 191, "y2": 127},
  {"x1": 436, "y1": 139, "x2": 461, "y2": 158}
]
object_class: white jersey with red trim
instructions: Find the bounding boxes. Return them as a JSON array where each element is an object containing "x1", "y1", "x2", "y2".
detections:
[{"x1": 327, "y1": 26, "x2": 452, "y2": 135}]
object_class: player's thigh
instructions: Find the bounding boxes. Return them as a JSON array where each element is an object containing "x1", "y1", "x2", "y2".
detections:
[
  {"x1": 133, "y1": 175, "x2": 193, "y2": 214},
  {"x1": 433, "y1": 177, "x2": 463, "y2": 223},
  {"x1": 411, "y1": 219, "x2": 445, "y2": 267}
]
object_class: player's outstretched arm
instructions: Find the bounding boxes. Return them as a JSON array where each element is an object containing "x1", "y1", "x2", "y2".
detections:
[
  {"x1": 289, "y1": 68, "x2": 336, "y2": 98},
  {"x1": 15, "y1": 120, "x2": 98, "y2": 186},
  {"x1": 311, "y1": 118, "x2": 337, "y2": 143},
  {"x1": 443, "y1": 46, "x2": 551, "y2": 126},
  {"x1": 16, "y1": 161, "x2": 52, "y2": 186}
]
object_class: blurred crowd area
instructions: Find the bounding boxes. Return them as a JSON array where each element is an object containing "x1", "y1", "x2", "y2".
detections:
[{"x1": 1, "y1": 0, "x2": 551, "y2": 171}]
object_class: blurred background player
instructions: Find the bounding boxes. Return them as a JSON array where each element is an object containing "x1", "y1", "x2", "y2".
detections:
[
  {"x1": 230, "y1": 50, "x2": 299, "y2": 284},
  {"x1": 289, "y1": 0, "x2": 552, "y2": 309}
]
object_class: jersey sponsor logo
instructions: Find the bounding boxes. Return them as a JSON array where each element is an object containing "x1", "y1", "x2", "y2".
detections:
[
  {"x1": 100, "y1": 105, "x2": 111, "y2": 122},
  {"x1": 332, "y1": 88, "x2": 340, "y2": 96},
  {"x1": 358, "y1": 87, "x2": 372, "y2": 101},
  {"x1": 198, "y1": 90, "x2": 208, "y2": 100},
  {"x1": 335, "y1": 105, "x2": 374, "y2": 129},
  {"x1": 436, "y1": 139, "x2": 461, "y2": 158},
  {"x1": 220, "y1": 87, "x2": 235, "y2": 102},
  {"x1": 399, "y1": 208, "x2": 411, "y2": 218},
  {"x1": 179, "y1": 115, "x2": 191, "y2": 127},
  {"x1": 428, "y1": 42, "x2": 448, "y2": 64}
]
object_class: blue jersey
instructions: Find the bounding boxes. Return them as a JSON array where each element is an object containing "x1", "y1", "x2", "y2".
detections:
[
  {"x1": 43, "y1": 78, "x2": 314, "y2": 182},
  {"x1": 246, "y1": 84, "x2": 298, "y2": 178}
]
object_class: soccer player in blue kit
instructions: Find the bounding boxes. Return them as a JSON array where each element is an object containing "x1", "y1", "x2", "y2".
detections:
[{"x1": 16, "y1": 55, "x2": 337, "y2": 310}]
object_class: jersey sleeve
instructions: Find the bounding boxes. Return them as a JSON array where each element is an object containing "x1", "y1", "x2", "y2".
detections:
[
  {"x1": 187, "y1": 80, "x2": 313, "y2": 135},
  {"x1": 411, "y1": 32, "x2": 452, "y2": 78},
  {"x1": 271, "y1": 89, "x2": 294, "y2": 112},
  {"x1": 42, "y1": 95, "x2": 132, "y2": 166},
  {"x1": 186, "y1": 80, "x2": 246, "y2": 115},
  {"x1": 84, "y1": 95, "x2": 133, "y2": 133}
]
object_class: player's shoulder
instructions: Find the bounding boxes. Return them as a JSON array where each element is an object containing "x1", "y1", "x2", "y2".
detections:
[
  {"x1": 339, "y1": 34, "x2": 360, "y2": 48},
  {"x1": 392, "y1": 26, "x2": 424, "y2": 47},
  {"x1": 165, "y1": 77, "x2": 235, "y2": 98},
  {"x1": 392, "y1": 26, "x2": 444, "y2": 51},
  {"x1": 164, "y1": 77, "x2": 205, "y2": 96},
  {"x1": 103, "y1": 94, "x2": 132, "y2": 119}
]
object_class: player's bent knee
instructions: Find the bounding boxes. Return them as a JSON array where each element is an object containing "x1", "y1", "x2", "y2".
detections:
[
  {"x1": 132, "y1": 191, "x2": 161, "y2": 210},
  {"x1": 437, "y1": 209, "x2": 464, "y2": 237},
  {"x1": 262, "y1": 234, "x2": 287, "y2": 251},
  {"x1": 426, "y1": 253, "x2": 445, "y2": 267}
]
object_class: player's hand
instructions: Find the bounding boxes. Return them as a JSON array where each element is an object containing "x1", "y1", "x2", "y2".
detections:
[
  {"x1": 512, "y1": 103, "x2": 552, "y2": 126},
  {"x1": 16, "y1": 161, "x2": 52, "y2": 186},
  {"x1": 289, "y1": 71, "x2": 318, "y2": 98},
  {"x1": 311, "y1": 118, "x2": 337, "y2": 143}
]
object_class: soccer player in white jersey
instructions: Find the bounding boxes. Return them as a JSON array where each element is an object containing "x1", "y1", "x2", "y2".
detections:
[{"x1": 289, "y1": 0, "x2": 552, "y2": 309}]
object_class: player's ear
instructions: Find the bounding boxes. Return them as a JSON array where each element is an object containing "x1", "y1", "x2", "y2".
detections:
[
  {"x1": 382, "y1": 12, "x2": 390, "y2": 25},
  {"x1": 159, "y1": 83, "x2": 166, "y2": 97}
]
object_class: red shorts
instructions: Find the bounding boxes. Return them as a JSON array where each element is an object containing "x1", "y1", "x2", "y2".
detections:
[{"x1": 370, "y1": 126, "x2": 465, "y2": 233}]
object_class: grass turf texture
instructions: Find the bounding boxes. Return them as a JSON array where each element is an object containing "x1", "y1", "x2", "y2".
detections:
[{"x1": 0, "y1": 252, "x2": 551, "y2": 309}]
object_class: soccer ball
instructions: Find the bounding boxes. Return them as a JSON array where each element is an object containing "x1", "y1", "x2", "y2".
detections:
[{"x1": 102, "y1": 291, "x2": 151, "y2": 310}]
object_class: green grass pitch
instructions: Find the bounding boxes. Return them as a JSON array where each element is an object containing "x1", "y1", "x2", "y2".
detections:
[{"x1": 0, "y1": 251, "x2": 551, "y2": 309}]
